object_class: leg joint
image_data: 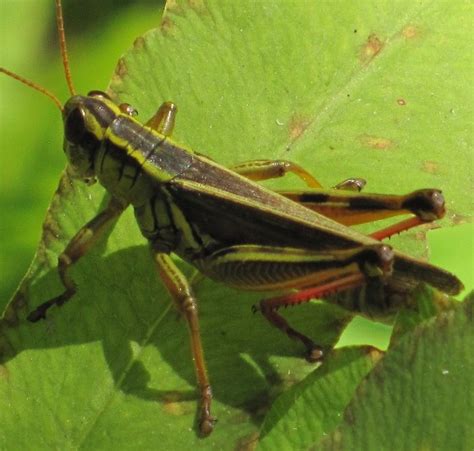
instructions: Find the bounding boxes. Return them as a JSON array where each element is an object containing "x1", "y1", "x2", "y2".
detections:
[
  {"x1": 58, "y1": 253, "x2": 73, "y2": 268},
  {"x1": 181, "y1": 295, "x2": 198, "y2": 315}
]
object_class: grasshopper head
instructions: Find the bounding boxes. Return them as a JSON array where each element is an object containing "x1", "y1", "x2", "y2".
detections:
[{"x1": 63, "y1": 91, "x2": 118, "y2": 183}]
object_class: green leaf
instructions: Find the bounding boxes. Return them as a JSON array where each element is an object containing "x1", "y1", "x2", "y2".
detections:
[
  {"x1": 390, "y1": 283, "x2": 462, "y2": 343},
  {"x1": 258, "y1": 346, "x2": 383, "y2": 450},
  {"x1": 1, "y1": 0, "x2": 472, "y2": 448},
  {"x1": 318, "y1": 294, "x2": 474, "y2": 450},
  {"x1": 258, "y1": 287, "x2": 469, "y2": 449}
]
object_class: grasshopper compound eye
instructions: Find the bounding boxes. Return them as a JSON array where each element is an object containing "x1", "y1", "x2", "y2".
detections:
[
  {"x1": 62, "y1": 100, "x2": 100, "y2": 180},
  {"x1": 64, "y1": 106, "x2": 87, "y2": 145}
]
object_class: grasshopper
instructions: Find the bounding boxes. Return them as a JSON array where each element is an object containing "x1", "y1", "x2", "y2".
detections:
[{"x1": 1, "y1": 0, "x2": 463, "y2": 436}]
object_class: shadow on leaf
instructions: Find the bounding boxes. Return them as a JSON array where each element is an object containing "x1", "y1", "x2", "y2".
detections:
[{"x1": 0, "y1": 244, "x2": 351, "y2": 432}]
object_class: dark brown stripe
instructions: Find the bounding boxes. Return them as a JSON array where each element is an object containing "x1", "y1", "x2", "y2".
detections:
[
  {"x1": 83, "y1": 96, "x2": 117, "y2": 128},
  {"x1": 348, "y1": 196, "x2": 391, "y2": 210},
  {"x1": 298, "y1": 193, "x2": 330, "y2": 203},
  {"x1": 111, "y1": 116, "x2": 156, "y2": 155}
]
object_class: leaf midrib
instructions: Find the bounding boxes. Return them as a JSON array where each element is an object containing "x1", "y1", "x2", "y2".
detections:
[{"x1": 75, "y1": 301, "x2": 173, "y2": 447}]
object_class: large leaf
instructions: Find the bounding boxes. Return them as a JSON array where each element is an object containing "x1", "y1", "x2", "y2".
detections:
[
  {"x1": 257, "y1": 286, "x2": 471, "y2": 449},
  {"x1": 318, "y1": 294, "x2": 473, "y2": 450},
  {"x1": 1, "y1": 0, "x2": 472, "y2": 448}
]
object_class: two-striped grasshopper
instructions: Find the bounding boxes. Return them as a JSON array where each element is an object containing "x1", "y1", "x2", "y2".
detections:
[{"x1": 1, "y1": 0, "x2": 463, "y2": 436}]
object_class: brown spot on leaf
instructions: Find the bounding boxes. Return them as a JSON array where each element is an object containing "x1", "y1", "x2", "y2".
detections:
[
  {"x1": 162, "y1": 401, "x2": 186, "y2": 416},
  {"x1": 162, "y1": 393, "x2": 194, "y2": 416},
  {"x1": 402, "y1": 25, "x2": 420, "y2": 39},
  {"x1": 360, "y1": 34, "x2": 384, "y2": 64},
  {"x1": 115, "y1": 57, "x2": 128, "y2": 78},
  {"x1": 235, "y1": 432, "x2": 259, "y2": 451},
  {"x1": 358, "y1": 134, "x2": 394, "y2": 150},
  {"x1": 449, "y1": 212, "x2": 469, "y2": 225},
  {"x1": 160, "y1": 16, "x2": 175, "y2": 36},
  {"x1": 133, "y1": 36, "x2": 145, "y2": 50},
  {"x1": 0, "y1": 365, "x2": 9, "y2": 380},
  {"x1": 165, "y1": 0, "x2": 184, "y2": 15},
  {"x1": 415, "y1": 230, "x2": 427, "y2": 241},
  {"x1": 188, "y1": 0, "x2": 208, "y2": 14},
  {"x1": 365, "y1": 346, "x2": 384, "y2": 363},
  {"x1": 288, "y1": 114, "x2": 310, "y2": 140},
  {"x1": 397, "y1": 98, "x2": 406, "y2": 106},
  {"x1": 166, "y1": 0, "x2": 207, "y2": 16},
  {"x1": 422, "y1": 160, "x2": 439, "y2": 174}
]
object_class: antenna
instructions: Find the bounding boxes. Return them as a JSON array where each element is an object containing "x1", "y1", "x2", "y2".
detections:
[
  {"x1": 0, "y1": 67, "x2": 63, "y2": 112},
  {"x1": 55, "y1": 0, "x2": 76, "y2": 96},
  {"x1": 0, "y1": 0, "x2": 78, "y2": 111}
]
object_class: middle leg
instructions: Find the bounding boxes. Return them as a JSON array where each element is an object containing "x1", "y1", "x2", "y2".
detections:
[
  {"x1": 231, "y1": 159, "x2": 366, "y2": 191},
  {"x1": 231, "y1": 159, "x2": 323, "y2": 188}
]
